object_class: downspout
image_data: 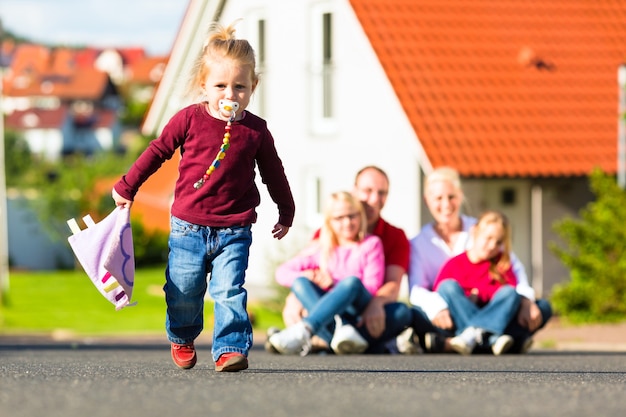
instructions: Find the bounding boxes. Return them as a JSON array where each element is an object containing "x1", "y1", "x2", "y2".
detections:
[{"x1": 531, "y1": 184, "x2": 543, "y2": 298}]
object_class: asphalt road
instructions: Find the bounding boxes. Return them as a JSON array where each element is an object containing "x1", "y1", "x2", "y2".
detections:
[{"x1": 1, "y1": 341, "x2": 625, "y2": 417}]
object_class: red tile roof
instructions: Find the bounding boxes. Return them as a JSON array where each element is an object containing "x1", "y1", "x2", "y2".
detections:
[
  {"x1": 125, "y1": 56, "x2": 168, "y2": 85},
  {"x1": 349, "y1": 0, "x2": 626, "y2": 177},
  {"x1": 4, "y1": 66, "x2": 111, "y2": 101},
  {"x1": 7, "y1": 44, "x2": 50, "y2": 77}
]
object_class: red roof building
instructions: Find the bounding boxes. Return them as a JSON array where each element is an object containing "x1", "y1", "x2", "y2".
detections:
[{"x1": 129, "y1": 0, "x2": 626, "y2": 294}]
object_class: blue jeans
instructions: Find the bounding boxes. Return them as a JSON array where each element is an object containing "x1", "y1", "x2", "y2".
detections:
[
  {"x1": 365, "y1": 302, "x2": 425, "y2": 354},
  {"x1": 291, "y1": 276, "x2": 372, "y2": 343},
  {"x1": 291, "y1": 276, "x2": 412, "y2": 353},
  {"x1": 411, "y1": 294, "x2": 553, "y2": 354},
  {"x1": 504, "y1": 298, "x2": 552, "y2": 352},
  {"x1": 165, "y1": 215, "x2": 253, "y2": 361},
  {"x1": 436, "y1": 279, "x2": 521, "y2": 337}
]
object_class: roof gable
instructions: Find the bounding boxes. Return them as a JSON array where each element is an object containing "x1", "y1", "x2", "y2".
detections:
[{"x1": 350, "y1": 0, "x2": 626, "y2": 177}]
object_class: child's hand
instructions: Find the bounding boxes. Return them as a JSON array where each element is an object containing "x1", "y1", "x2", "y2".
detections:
[
  {"x1": 112, "y1": 188, "x2": 133, "y2": 209},
  {"x1": 272, "y1": 223, "x2": 290, "y2": 240},
  {"x1": 310, "y1": 269, "x2": 333, "y2": 290}
]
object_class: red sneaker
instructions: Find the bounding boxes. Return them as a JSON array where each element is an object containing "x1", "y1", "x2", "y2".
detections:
[
  {"x1": 171, "y1": 343, "x2": 197, "y2": 369},
  {"x1": 215, "y1": 352, "x2": 248, "y2": 372}
]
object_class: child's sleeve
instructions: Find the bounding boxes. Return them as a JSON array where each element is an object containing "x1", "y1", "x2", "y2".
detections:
[
  {"x1": 275, "y1": 244, "x2": 320, "y2": 288},
  {"x1": 114, "y1": 110, "x2": 187, "y2": 200}
]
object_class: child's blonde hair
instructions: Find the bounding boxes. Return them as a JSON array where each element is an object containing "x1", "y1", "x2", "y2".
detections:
[
  {"x1": 185, "y1": 21, "x2": 258, "y2": 101},
  {"x1": 474, "y1": 210, "x2": 512, "y2": 283},
  {"x1": 318, "y1": 191, "x2": 367, "y2": 273}
]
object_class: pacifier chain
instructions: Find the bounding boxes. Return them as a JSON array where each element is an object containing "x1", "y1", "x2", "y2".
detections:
[{"x1": 193, "y1": 100, "x2": 239, "y2": 190}]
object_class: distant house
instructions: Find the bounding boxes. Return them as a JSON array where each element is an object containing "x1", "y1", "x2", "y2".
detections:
[{"x1": 2, "y1": 45, "x2": 123, "y2": 158}]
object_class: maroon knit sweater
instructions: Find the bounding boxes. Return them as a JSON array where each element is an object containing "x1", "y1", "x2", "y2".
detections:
[{"x1": 114, "y1": 103, "x2": 295, "y2": 227}]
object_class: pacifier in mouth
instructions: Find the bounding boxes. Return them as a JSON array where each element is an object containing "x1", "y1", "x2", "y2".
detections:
[{"x1": 218, "y1": 100, "x2": 240, "y2": 119}]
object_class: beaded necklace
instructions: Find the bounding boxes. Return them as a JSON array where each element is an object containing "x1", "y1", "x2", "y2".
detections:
[{"x1": 193, "y1": 100, "x2": 240, "y2": 190}]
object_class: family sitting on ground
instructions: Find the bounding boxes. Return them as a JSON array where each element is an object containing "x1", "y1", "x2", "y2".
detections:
[{"x1": 266, "y1": 166, "x2": 552, "y2": 356}]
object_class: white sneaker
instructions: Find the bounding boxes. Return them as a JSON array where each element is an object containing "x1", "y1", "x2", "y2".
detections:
[
  {"x1": 268, "y1": 321, "x2": 312, "y2": 355},
  {"x1": 330, "y1": 319, "x2": 368, "y2": 354},
  {"x1": 450, "y1": 327, "x2": 482, "y2": 355},
  {"x1": 396, "y1": 328, "x2": 423, "y2": 354},
  {"x1": 491, "y1": 334, "x2": 514, "y2": 356}
]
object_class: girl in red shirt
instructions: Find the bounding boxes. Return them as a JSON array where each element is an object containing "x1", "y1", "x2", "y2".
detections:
[{"x1": 433, "y1": 210, "x2": 521, "y2": 355}]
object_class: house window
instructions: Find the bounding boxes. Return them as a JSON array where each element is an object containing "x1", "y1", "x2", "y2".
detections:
[
  {"x1": 305, "y1": 169, "x2": 325, "y2": 228},
  {"x1": 242, "y1": 14, "x2": 266, "y2": 117},
  {"x1": 255, "y1": 18, "x2": 266, "y2": 116},
  {"x1": 501, "y1": 188, "x2": 516, "y2": 206},
  {"x1": 309, "y1": 5, "x2": 336, "y2": 135},
  {"x1": 257, "y1": 19, "x2": 266, "y2": 65},
  {"x1": 322, "y1": 12, "x2": 333, "y2": 119}
]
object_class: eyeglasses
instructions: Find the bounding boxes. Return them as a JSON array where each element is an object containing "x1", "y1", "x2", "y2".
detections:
[{"x1": 331, "y1": 212, "x2": 360, "y2": 222}]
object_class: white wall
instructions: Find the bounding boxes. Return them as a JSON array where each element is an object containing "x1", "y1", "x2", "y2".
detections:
[{"x1": 216, "y1": 0, "x2": 423, "y2": 290}]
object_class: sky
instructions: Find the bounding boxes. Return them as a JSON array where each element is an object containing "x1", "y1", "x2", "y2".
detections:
[{"x1": 0, "y1": 0, "x2": 189, "y2": 56}]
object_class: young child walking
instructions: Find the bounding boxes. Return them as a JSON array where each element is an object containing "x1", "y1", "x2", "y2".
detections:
[
  {"x1": 112, "y1": 22, "x2": 295, "y2": 372},
  {"x1": 433, "y1": 210, "x2": 521, "y2": 355},
  {"x1": 268, "y1": 191, "x2": 385, "y2": 355}
]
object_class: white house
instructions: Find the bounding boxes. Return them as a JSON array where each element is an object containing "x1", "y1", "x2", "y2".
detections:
[{"x1": 139, "y1": 0, "x2": 626, "y2": 298}]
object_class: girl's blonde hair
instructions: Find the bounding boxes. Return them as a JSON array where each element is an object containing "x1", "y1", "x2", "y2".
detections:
[
  {"x1": 318, "y1": 191, "x2": 367, "y2": 273},
  {"x1": 474, "y1": 210, "x2": 512, "y2": 283},
  {"x1": 185, "y1": 21, "x2": 258, "y2": 101}
]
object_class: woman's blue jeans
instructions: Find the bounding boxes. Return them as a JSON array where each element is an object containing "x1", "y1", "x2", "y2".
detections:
[
  {"x1": 165, "y1": 216, "x2": 253, "y2": 361},
  {"x1": 291, "y1": 276, "x2": 411, "y2": 352},
  {"x1": 436, "y1": 279, "x2": 521, "y2": 337}
]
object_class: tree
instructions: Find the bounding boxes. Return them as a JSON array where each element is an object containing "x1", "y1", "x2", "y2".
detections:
[
  {"x1": 3, "y1": 129, "x2": 33, "y2": 187},
  {"x1": 13, "y1": 147, "x2": 168, "y2": 267},
  {"x1": 549, "y1": 168, "x2": 626, "y2": 322}
]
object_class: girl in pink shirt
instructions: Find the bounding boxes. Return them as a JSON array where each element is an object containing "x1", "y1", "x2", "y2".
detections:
[
  {"x1": 268, "y1": 191, "x2": 385, "y2": 355},
  {"x1": 433, "y1": 210, "x2": 521, "y2": 355}
]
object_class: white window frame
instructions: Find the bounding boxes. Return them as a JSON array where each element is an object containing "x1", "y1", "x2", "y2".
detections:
[
  {"x1": 309, "y1": 3, "x2": 337, "y2": 135},
  {"x1": 304, "y1": 167, "x2": 326, "y2": 229},
  {"x1": 243, "y1": 11, "x2": 267, "y2": 117}
]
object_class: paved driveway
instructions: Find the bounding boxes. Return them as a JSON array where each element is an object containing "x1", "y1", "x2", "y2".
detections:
[{"x1": 1, "y1": 341, "x2": 625, "y2": 417}]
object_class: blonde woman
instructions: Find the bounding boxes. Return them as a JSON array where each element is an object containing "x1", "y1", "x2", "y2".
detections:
[
  {"x1": 408, "y1": 167, "x2": 551, "y2": 354},
  {"x1": 268, "y1": 191, "x2": 386, "y2": 355}
]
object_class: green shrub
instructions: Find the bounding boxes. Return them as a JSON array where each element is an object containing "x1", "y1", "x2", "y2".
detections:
[
  {"x1": 130, "y1": 218, "x2": 169, "y2": 267},
  {"x1": 549, "y1": 168, "x2": 626, "y2": 323}
]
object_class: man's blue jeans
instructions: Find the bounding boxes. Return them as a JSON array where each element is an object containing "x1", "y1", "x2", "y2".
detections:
[
  {"x1": 436, "y1": 279, "x2": 521, "y2": 337},
  {"x1": 165, "y1": 216, "x2": 253, "y2": 361}
]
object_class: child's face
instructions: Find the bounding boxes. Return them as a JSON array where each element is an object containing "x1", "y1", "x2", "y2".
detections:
[
  {"x1": 471, "y1": 223, "x2": 504, "y2": 261},
  {"x1": 202, "y1": 59, "x2": 257, "y2": 120},
  {"x1": 329, "y1": 200, "x2": 362, "y2": 243}
]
